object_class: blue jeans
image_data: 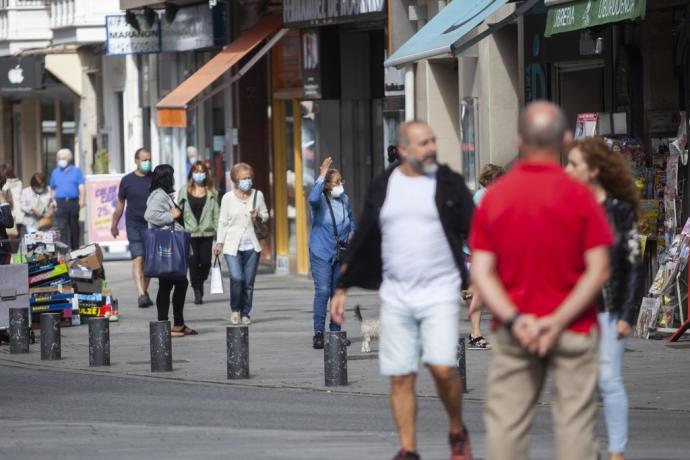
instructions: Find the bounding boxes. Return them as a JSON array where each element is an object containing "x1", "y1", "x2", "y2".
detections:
[
  {"x1": 224, "y1": 250, "x2": 260, "y2": 318},
  {"x1": 598, "y1": 311, "x2": 628, "y2": 454},
  {"x1": 310, "y1": 252, "x2": 342, "y2": 333}
]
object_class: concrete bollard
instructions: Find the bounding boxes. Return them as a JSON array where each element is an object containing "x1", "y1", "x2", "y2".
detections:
[
  {"x1": 89, "y1": 317, "x2": 110, "y2": 367},
  {"x1": 40, "y1": 313, "x2": 61, "y2": 360},
  {"x1": 457, "y1": 337, "x2": 467, "y2": 394},
  {"x1": 149, "y1": 320, "x2": 172, "y2": 372},
  {"x1": 324, "y1": 331, "x2": 348, "y2": 387},
  {"x1": 9, "y1": 307, "x2": 30, "y2": 354},
  {"x1": 227, "y1": 326, "x2": 249, "y2": 379}
]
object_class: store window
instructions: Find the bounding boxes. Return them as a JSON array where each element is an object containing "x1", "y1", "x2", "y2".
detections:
[
  {"x1": 41, "y1": 99, "x2": 75, "y2": 173},
  {"x1": 460, "y1": 97, "x2": 479, "y2": 192}
]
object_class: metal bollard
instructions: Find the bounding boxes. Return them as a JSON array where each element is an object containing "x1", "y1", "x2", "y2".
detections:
[
  {"x1": 40, "y1": 313, "x2": 61, "y2": 360},
  {"x1": 9, "y1": 307, "x2": 30, "y2": 354},
  {"x1": 227, "y1": 326, "x2": 249, "y2": 379},
  {"x1": 324, "y1": 331, "x2": 348, "y2": 387},
  {"x1": 457, "y1": 337, "x2": 467, "y2": 394},
  {"x1": 89, "y1": 317, "x2": 110, "y2": 367},
  {"x1": 149, "y1": 320, "x2": 172, "y2": 372}
]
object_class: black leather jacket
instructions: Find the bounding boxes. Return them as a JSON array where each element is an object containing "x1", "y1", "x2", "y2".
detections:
[
  {"x1": 601, "y1": 198, "x2": 642, "y2": 325},
  {"x1": 338, "y1": 164, "x2": 474, "y2": 291}
]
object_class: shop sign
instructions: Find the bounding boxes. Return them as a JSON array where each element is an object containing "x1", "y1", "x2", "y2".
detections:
[
  {"x1": 85, "y1": 175, "x2": 127, "y2": 244},
  {"x1": 0, "y1": 56, "x2": 44, "y2": 92},
  {"x1": 302, "y1": 29, "x2": 322, "y2": 98},
  {"x1": 161, "y1": 3, "x2": 215, "y2": 52},
  {"x1": 545, "y1": 0, "x2": 647, "y2": 37},
  {"x1": 106, "y1": 15, "x2": 160, "y2": 55},
  {"x1": 284, "y1": 0, "x2": 385, "y2": 27}
]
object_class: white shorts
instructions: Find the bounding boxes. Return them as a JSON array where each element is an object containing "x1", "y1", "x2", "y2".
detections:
[{"x1": 378, "y1": 301, "x2": 460, "y2": 376}]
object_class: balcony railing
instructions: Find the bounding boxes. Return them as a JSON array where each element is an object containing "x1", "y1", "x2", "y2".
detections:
[
  {"x1": 0, "y1": 0, "x2": 49, "y2": 9},
  {"x1": 50, "y1": 0, "x2": 74, "y2": 28}
]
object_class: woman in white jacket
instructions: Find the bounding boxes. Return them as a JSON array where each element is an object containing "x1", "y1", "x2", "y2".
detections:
[
  {"x1": 214, "y1": 163, "x2": 269, "y2": 325},
  {"x1": 20, "y1": 173, "x2": 54, "y2": 233}
]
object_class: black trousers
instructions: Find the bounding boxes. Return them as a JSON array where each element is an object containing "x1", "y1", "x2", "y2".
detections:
[
  {"x1": 189, "y1": 236, "x2": 214, "y2": 290},
  {"x1": 55, "y1": 199, "x2": 80, "y2": 250},
  {"x1": 156, "y1": 277, "x2": 188, "y2": 327}
]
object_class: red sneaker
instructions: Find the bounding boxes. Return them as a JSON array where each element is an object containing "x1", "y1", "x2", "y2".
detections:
[
  {"x1": 393, "y1": 449, "x2": 421, "y2": 460},
  {"x1": 449, "y1": 428, "x2": 472, "y2": 460}
]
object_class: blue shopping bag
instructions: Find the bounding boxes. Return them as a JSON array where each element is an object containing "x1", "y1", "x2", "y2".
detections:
[{"x1": 143, "y1": 227, "x2": 191, "y2": 279}]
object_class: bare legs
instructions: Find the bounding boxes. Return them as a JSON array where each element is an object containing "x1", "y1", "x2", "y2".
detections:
[
  {"x1": 390, "y1": 366, "x2": 464, "y2": 452},
  {"x1": 133, "y1": 256, "x2": 150, "y2": 297}
]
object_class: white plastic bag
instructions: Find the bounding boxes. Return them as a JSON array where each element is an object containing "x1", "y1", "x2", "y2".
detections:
[{"x1": 210, "y1": 256, "x2": 224, "y2": 295}]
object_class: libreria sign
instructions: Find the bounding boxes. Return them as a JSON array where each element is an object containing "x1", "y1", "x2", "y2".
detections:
[{"x1": 545, "y1": 0, "x2": 646, "y2": 37}]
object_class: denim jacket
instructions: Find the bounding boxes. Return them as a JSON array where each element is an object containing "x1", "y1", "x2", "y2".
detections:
[{"x1": 308, "y1": 177, "x2": 356, "y2": 263}]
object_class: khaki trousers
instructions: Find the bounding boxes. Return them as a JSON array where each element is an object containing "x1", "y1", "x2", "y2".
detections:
[{"x1": 485, "y1": 327, "x2": 599, "y2": 460}]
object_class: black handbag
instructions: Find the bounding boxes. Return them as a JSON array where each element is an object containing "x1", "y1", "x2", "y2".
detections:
[{"x1": 324, "y1": 192, "x2": 348, "y2": 264}]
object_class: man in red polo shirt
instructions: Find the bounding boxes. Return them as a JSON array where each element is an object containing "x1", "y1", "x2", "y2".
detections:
[{"x1": 469, "y1": 101, "x2": 612, "y2": 460}]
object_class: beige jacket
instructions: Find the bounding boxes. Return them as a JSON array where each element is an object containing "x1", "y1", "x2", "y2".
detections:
[{"x1": 217, "y1": 189, "x2": 269, "y2": 256}]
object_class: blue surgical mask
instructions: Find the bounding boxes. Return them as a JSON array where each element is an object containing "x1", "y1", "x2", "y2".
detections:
[
  {"x1": 57, "y1": 159, "x2": 68, "y2": 169},
  {"x1": 239, "y1": 179, "x2": 252, "y2": 191},
  {"x1": 192, "y1": 172, "x2": 207, "y2": 184},
  {"x1": 139, "y1": 160, "x2": 151, "y2": 173}
]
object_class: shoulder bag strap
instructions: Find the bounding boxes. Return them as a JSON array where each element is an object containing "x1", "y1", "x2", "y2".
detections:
[{"x1": 324, "y1": 192, "x2": 342, "y2": 242}]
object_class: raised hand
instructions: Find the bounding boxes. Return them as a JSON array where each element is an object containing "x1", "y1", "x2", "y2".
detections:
[{"x1": 319, "y1": 157, "x2": 333, "y2": 178}]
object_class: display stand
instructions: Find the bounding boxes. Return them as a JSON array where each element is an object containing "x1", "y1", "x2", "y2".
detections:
[{"x1": 669, "y1": 268, "x2": 690, "y2": 342}]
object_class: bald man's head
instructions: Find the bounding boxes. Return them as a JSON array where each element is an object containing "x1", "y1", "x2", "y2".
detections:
[
  {"x1": 518, "y1": 101, "x2": 570, "y2": 155},
  {"x1": 397, "y1": 120, "x2": 439, "y2": 175}
]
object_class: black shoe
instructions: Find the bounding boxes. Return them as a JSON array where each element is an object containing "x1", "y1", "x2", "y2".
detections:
[
  {"x1": 138, "y1": 295, "x2": 150, "y2": 308},
  {"x1": 193, "y1": 288, "x2": 203, "y2": 305},
  {"x1": 144, "y1": 292, "x2": 154, "y2": 307},
  {"x1": 313, "y1": 332, "x2": 324, "y2": 349},
  {"x1": 393, "y1": 450, "x2": 420, "y2": 460}
]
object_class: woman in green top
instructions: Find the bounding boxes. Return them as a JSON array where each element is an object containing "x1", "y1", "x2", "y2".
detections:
[{"x1": 178, "y1": 161, "x2": 220, "y2": 305}]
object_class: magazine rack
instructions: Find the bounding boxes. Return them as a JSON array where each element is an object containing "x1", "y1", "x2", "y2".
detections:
[{"x1": 669, "y1": 268, "x2": 690, "y2": 342}]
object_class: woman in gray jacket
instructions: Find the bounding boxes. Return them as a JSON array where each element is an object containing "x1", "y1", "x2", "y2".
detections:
[{"x1": 145, "y1": 164, "x2": 197, "y2": 337}]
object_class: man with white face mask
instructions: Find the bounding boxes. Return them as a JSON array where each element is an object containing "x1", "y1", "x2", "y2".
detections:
[
  {"x1": 50, "y1": 148, "x2": 85, "y2": 250},
  {"x1": 331, "y1": 121, "x2": 475, "y2": 460},
  {"x1": 307, "y1": 157, "x2": 356, "y2": 349}
]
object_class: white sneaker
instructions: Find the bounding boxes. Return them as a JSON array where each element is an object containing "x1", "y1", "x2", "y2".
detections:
[
  {"x1": 230, "y1": 312, "x2": 240, "y2": 325},
  {"x1": 241, "y1": 316, "x2": 251, "y2": 326}
]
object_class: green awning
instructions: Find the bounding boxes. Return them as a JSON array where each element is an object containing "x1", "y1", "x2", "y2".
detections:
[{"x1": 545, "y1": 0, "x2": 646, "y2": 37}]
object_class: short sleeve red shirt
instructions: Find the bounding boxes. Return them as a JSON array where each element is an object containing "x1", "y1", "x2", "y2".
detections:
[{"x1": 469, "y1": 161, "x2": 613, "y2": 334}]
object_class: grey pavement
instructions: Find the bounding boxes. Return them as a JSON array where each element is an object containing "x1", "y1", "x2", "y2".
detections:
[{"x1": 0, "y1": 260, "x2": 689, "y2": 459}]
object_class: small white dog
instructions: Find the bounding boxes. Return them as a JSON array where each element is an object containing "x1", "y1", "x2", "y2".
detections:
[{"x1": 354, "y1": 305, "x2": 380, "y2": 353}]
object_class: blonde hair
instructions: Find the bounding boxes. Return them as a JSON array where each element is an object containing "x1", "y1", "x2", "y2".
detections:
[{"x1": 231, "y1": 163, "x2": 254, "y2": 184}]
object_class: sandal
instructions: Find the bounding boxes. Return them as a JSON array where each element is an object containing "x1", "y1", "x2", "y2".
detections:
[
  {"x1": 171, "y1": 328, "x2": 185, "y2": 338},
  {"x1": 181, "y1": 325, "x2": 198, "y2": 336},
  {"x1": 468, "y1": 335, "x2": 491, "y2": 350}
]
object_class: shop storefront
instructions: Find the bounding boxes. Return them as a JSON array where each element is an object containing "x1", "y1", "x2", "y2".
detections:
[
  {"x1": 0, "y1": 55, "x2": 79, "y2": 184},
  {"x1": 276, "y1": 1, "x2": 388, "y2": 274},
  {"x1": 529, "y1": 0, "x2": 690, "y2": 339}
]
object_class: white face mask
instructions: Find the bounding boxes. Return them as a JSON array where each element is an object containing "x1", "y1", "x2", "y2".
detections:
[{"x1": 330, "y1": 185, "x2": 344, "y2": 198}]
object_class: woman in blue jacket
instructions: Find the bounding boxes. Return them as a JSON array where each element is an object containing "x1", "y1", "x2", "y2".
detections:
[{"x1": 308, "y1": 157, "x2": 355, "y2": 349}]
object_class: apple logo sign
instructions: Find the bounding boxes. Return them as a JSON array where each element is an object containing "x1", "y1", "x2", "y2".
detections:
[{"x1": 8, "y1": 65, "x2": 24, "y2": 85}]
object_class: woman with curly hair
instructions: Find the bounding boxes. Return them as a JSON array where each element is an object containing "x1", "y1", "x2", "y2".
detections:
[{"x1": 565, "y1": 137, "x2": 641, "y2": 460}]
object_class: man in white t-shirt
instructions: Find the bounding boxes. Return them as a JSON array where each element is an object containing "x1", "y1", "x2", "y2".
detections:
[{"x1": 332, "y1": 121, "x2": 475, "y2": 460}]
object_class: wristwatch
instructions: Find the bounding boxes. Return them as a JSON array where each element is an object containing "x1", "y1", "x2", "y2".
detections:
[{"x1": 503, "y1": 312, "x2": 522, "y2": 331}]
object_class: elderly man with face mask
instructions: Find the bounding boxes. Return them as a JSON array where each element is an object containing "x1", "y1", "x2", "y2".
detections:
[
  {"x1": 331, "y1": 121, "x2": 475, "y2": 460},
  {"x1": 50, "y1": 148, "x2": 85, "y2": 250}
]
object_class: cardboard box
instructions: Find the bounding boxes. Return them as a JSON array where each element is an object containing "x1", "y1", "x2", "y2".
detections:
[
  {"x1": 0, "y1": 264, "x2": 30, "y2": 330},
  {"x1": 72, "y1": 279, "x2": 104, "y2": 294},
  {"x1": 30, "y1": 285, "x2": 74, "y2": 295}
]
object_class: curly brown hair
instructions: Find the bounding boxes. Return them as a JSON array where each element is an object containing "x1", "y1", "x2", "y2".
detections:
[
  {"x1": 570, "y1": 137, "x2": 640, "y2": 216},
  {"x1": 478, "y1": 164, "x2": 505, "y2": 188}
]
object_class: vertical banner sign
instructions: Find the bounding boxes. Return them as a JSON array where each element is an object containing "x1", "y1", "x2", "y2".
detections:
[
  {"x1": 86, "y1": 175, "x2": 126, "y2": 244},
  {"x1": 302, "y1": 29, "x2": 321, "y2": 99}
]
